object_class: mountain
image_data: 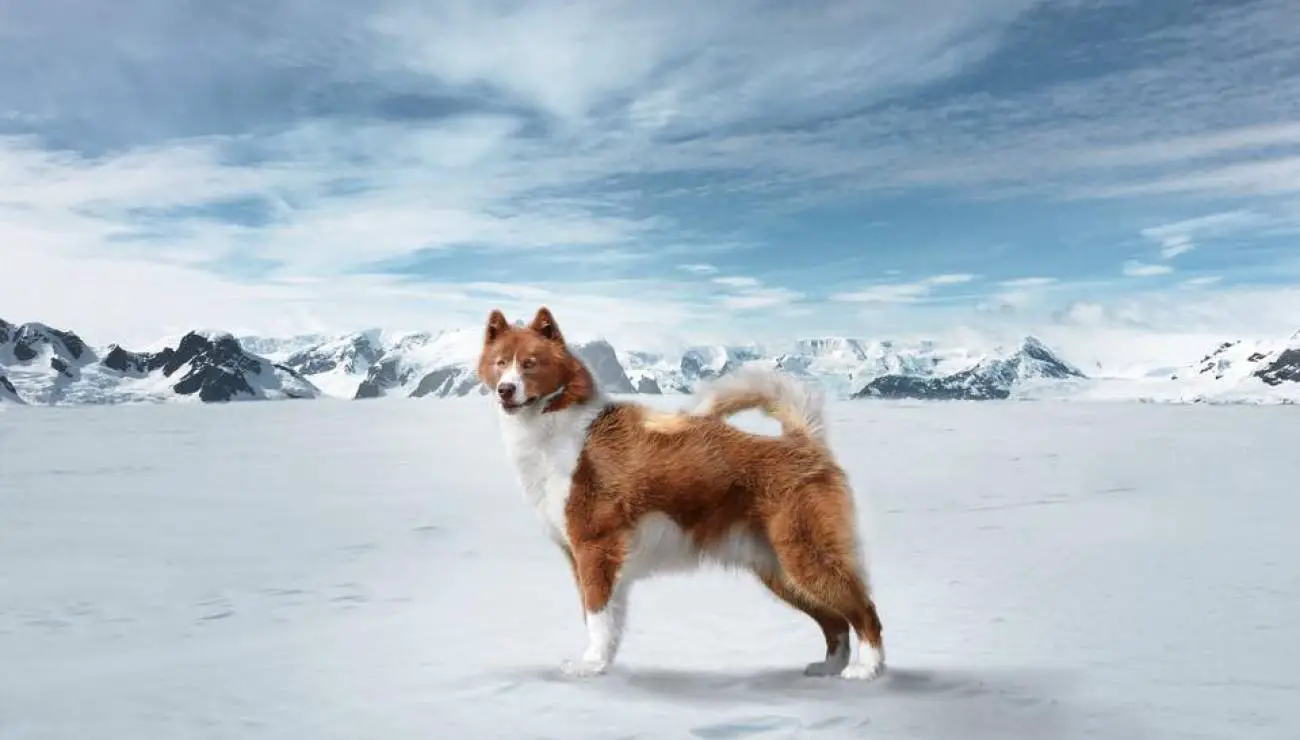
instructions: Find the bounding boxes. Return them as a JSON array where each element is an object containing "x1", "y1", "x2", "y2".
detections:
[
  {"x1": 621, "y1": 345, "x2": 765, "y2": 395},
  {"x1": 345, "y1": 333, "x2": 636, "y2": 400},
  {"x1": 0, "y1": 317, "x2": 1085, "y2": 404},
  {"x1": 98, "y1": 331, "x2": 320, "y2": 403},
  {"x1": 8, "y1": 314, "x2": 1297, "y2": 407},
  {"x1": 618, "y1": 339, "x2": 962, "y2": 398},
  {"x1": 1164, "y1": 330, "x2": 1300, "y2": 402},
  {"x1": 0, "y1": 319, "x2": 320, "y2": 404},
  {"x1": 0, "y1": 319, "x2": 99, "y2": 404},
  {"x1": 278, "y1": 330, "x2": 386, "y2": 398},
  {"x1": 852, "y1": 336, "x2": 1086, "y2": 401},
  {"x1": 237, "y1": 332, "x2": 332, "y2": 359},
  {"x1": 265, "y1": 327, "x2": 644, "y2": 401}
]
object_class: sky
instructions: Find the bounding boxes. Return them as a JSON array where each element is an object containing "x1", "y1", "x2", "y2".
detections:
[{"x1": 3, "y1": 0, "x2": 1300, "y2": 360}]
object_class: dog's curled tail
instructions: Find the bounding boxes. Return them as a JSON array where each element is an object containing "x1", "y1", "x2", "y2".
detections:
[{"x1": 692, "y1": 365, "x2": 828, "y2": 444}]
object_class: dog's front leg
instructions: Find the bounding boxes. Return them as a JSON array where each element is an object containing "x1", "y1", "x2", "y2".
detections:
[{"x1": 561, "y1": 539, "x2": 628, "y2": 677}]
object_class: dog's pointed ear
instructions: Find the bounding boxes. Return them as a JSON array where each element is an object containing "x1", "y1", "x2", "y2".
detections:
[
  {"x1": 529, "y1": 306, "x2": 563, "y2": 343},
  {"x1": 485, "y1": 309, "x2": 510, "y2": 343}
]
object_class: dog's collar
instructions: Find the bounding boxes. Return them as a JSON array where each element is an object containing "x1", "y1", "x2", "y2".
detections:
[{"x1": 539, "y1": 384, "x2": 567, "y2": 413}]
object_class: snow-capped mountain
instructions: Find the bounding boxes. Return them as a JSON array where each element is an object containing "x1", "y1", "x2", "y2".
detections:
[
  {"x1": 0, "y1": 319, "x2": 319, "y2": 404},
  {"x1": 237, "y1": 332, "x2": 332, "y2": 359},
  {"x1": 619, "y1": 345, "x2": 764, "y2": 395},
  {"x1": 6, "y1": 314, "x2": 1298, "y2": 407},
  {"x1": 851, "y1": 336, "x2": 1086, "y2": 400},
  {"x1": 97, "y1": 331, "x2": 320, "y2": 403},
  {"x1": 1163, "y1": 330, "x2": 1300, "y2": 402},
  {"x1": 0, "y1": 319, "x2": 99, "y2": 404},
  {"x1": 619, "y1": 337, "x2": 980, "y2": 399},
  {"x1": 277, "y1": 330, "x2": 386, "y2": 398},
  {"x1": 295, "y1": 330, "x2": 639, "y2": 400},
  {"x1": 352, "y1": 329, "x2": 484, "y2": 399}
]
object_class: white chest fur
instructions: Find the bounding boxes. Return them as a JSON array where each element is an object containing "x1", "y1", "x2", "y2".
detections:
[{"x1": 497, "y1": 401, "x2": 607, "y2": 548}]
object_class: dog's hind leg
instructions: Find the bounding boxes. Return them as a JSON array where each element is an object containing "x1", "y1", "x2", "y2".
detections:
[
  {"x1": 764, "y1": 483, "x2": 885, "y2": 681},
  {"x1": 756, "y1": 570, "x2": 852, "y2": 676}
]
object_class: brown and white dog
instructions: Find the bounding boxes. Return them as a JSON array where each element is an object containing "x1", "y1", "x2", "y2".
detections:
[{"x1": 477, "y1": 306, "x2": 885, "y2": 680}]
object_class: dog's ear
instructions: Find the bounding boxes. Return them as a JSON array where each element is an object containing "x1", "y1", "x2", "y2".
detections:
[
  {"x1": 529, "y1": 306, "x2": 563, "y2": 343},
  {"x1": 484, "y1": 309, "x2": 510, "y2": 343}
]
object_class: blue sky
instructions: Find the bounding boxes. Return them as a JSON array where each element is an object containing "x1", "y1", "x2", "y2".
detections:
[{"x1": 3, "y1": 0, "x2": 1300, "y2": 354}]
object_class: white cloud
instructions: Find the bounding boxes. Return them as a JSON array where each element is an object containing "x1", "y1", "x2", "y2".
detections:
[
  {"x1": 1157, "y1": 235, "x2": 1194, "y2": 259},
  {"x1": 711, "y1": 276, "x2": 762, "y2": 289},
  {"x1": 831, "y1": 283, "x2": 931, "y2": 304},
  {"x1": 832, "y1": 273, "x2": 979, "y2": 303},
  {"x1": 999, "y1": 276, "x2": 1058, "y2": 288},
  {"x1": 369, "y1": 0, "x2": 1045, "y2": 132},
  {"x1": 719, "y1": 288, "x2": 804, "y2": 310},
  {"x1": 1138, "y1": 209, "x2": 1268, "y2": 262},
  {"x1": 705, "y1": 274, "x2": 804, "y2": 311},
  {"x1": 1050, "y1": 284, "x2": 1300, "y2": 337},
  {"x1": 924, "y1": 273, "x2": 979, "y2": 286},
  {"x1": 1122, "y1": 261, "x2": 1174, "y2": 278},
  {"x1": 678, "y1": 263, "x2": 718, "y2": 275},
  {"x1": 0, "y1": 246, "x2": 730, "y2": 354}
]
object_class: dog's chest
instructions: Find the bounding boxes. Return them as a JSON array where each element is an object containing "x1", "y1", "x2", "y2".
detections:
[{"x1": 499, "y1": 405, "x2": 604, "y2": 547}]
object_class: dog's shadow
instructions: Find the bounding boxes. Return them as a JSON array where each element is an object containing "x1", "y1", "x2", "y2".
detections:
[{"x1": 498, "y1": 664, "x2": 1147, "y2": 739}]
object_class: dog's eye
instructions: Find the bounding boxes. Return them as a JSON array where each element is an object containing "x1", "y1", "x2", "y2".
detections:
[
  {"x1": 495, "y1": 358, "x2": 508, "y2": 368},
  {"x1": 521, "y1": 358, "x2": 536, "y2": 370}
]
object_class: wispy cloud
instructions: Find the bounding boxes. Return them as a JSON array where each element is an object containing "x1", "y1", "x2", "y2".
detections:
[
  {"x1": 706, "y1": 275, "x2": 804, "y2": 311},
  {"x1": 711, "y1": 276, "x2": 762, "y2": 289},
  {"x1": 831, "y1": 273, "x2": 979, "y2": 304},
  {"x1": 1139, "y1": 210, "x2": 1268, "y2": 261},
  {"x1": 1180, "y1": 275, "x2": 1224, "y2": 288},
  {"x1": 999, "y1": 277, "x2": 1058, "y2": 289},
  {"x1": 678, "y1": 263, "x2": 719, "y2": 275},
  {"x1": 1122, "y1": 261, "x2": 1175, "y2": 278}
]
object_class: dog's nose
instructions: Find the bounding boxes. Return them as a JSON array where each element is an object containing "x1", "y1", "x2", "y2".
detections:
[{"x1": 496, "y1": 382, "x2": 517, "y2": 400}]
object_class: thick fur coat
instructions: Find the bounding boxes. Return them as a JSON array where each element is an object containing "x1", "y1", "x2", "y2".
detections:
[{"x1": 477, "y1": 307, "x2": 885, "y2": 680}]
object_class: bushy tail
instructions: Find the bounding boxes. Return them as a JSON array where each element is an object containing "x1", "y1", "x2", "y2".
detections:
[{"x1": 692, "y1": 365, "x2": 828, "y2": 443}]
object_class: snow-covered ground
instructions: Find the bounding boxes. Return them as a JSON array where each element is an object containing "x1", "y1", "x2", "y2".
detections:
[{"x1": 1, "y1": 397, "x2": 1296, "y2": 739}]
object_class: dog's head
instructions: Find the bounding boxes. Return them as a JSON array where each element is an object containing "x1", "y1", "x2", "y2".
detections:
[{"x1": 477, "y1": 306, "x2": 591, "y2": 414}]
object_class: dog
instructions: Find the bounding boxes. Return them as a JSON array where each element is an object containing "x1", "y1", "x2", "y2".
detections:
[{"x1": 477, "y1": 306, "x2": 885, "y2": 680}]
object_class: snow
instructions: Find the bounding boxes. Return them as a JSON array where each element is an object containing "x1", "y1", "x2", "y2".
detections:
[{"x1": 1, "y1": 398, "x2": 1298, "y2": 739}]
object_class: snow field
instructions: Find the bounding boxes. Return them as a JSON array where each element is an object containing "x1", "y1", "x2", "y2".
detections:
[{"x1": 0, "y1": 397, "x2": 1297, "y2": 739}]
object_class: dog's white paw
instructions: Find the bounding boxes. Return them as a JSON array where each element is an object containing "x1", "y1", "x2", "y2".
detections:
[
  {"x1": 560, "y1": 658, "x2": 609, "y2": 678},
  {"x1": 839, "y1": 647, "x2": 885, "y2": 681},
  {"x1": 839, "y1": 661, "x2": 885, "y2": 681}
]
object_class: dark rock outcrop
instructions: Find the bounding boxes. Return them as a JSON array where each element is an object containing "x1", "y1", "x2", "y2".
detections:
[
  {"x1": 354, "y1": 356, "x2": 408, "y2": 399},
  {"x1": 1256, "y1": 348, "x2": 1300, "y2": 386},
  {"x1": 6, "y1": 322, "x2": 89, "y2": 364},
  {"x1": 573, "y1": 340, "x2": 636, "y2": 395},
  {"x1": 634, "y1": 376, "x2": 662, "y2": 394},
  {"x1": 410, "y1": 365, "x2": 482, "y2": 398},
  {"x1": 0, "y1": 374, "x2": 22, "y2": 404},
  {"x1": 101, "y1": 345, "x2": 173, "y2": 376}
]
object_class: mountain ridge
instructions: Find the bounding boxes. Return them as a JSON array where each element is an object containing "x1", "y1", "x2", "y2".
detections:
[
  {"x1": 3, "y1": 316, "x2": 1297, "y2": 406},
  {"x1": 1, "y1": 320, "x2": 319, "y2": 405}
]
